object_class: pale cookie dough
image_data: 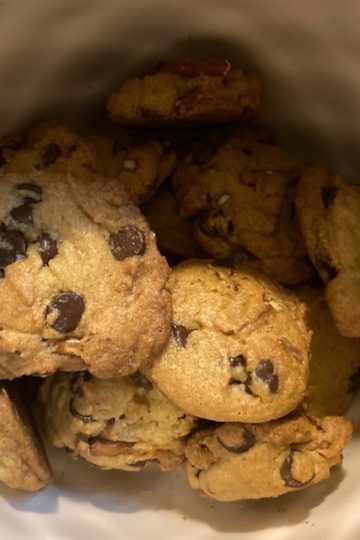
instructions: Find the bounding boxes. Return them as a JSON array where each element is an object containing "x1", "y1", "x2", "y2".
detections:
[
  {"x1": 184, "y1": 415, "x2": 352, "y2": 501},
  {"x1": 295, "y1": 166, "x2": 360, "y2": 337},
  {"x1": 0, "y1": 381, "x2": 52, "y2": 491},
  {"x1": 0, "y1": 171, "x2": 171, "y2": 379},
  {"x1": 149, "y1": 260, "x2": 311, "y2": 423},
  {"x1": 107, "y1": 59, "x2": 262, "y2": 127},
  {"x1": 38, "y1": 371, "x2": 196, "y2": 472}
]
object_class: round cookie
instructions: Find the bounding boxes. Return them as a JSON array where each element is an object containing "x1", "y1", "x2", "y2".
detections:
[
  {"x1": 141, "y1": 184, "x2": 205, "y2": 261},
  {"x1": 0, "y1": 170, "x2": 171, "y2": 379},
  {"x1": 107, "y1": 59, "x2": 262, "y2": 127},
  {"x1": 295, "y1": 166, "x2": 360, "y2": 337},
  {"x1": 184, "y1": 415, "x2": 352, "y2": 501},
  {"x1": 3, "y1": 121, "x2": 102, "y2": 177},
  {"x1": 298, "y1": 287, "x2": 360, "y2": 416},
  {"x1": 149, "y1": 260, "x2": 312, "y2": 423},
  {"x1": 38, "y1": 371, "x2": 196, "y2": 472},
  {"x1": 172, "y1": 128, "x2": 313, "y2": 285}
]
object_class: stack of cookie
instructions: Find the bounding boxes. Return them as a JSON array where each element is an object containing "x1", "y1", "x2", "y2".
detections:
[{"x1": 0, "y1": 59, "x2": 358, "y2": 503}]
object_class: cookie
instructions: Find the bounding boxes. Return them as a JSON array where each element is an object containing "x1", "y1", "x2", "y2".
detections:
[
  {"x1": 172, "y1": 128, "x2": 313, "y2": 285},
  {"x1": 0, "y1": 170, "x2": 171, "y2": 379},
  {"x1": 38, "y1": 371, "x2": 196, "y2": 472},
  {"x1": 107, "y1": 59, "x2": 262, "y2": 127},
  {"x1": 0, "y1": 133, "x2": 23, "y2": 167},
  {"x1": 3, "y1": 121, "x2": 102, "y2": 177},
  {"x1": 149, "y1": 260, "x2": 311, "y2": 423},
  {"x1": 0, "y1": 381, "x2": 52, "y2": 491},
  {"x1": 86, "y1": 134, "x2": 176, "y2": 206},
  {"x1": 297, "y1": 287, "x2": 360, "y2": 416},
  {"x1": 184, "y1": 415, "x2": 352, "y2": 501},
  {"x1": 141, "y1": 184, "x2": 205, "y2": 261},
  {"x1": 295, "y1": 166, "x2": 360, "y2": 337}
]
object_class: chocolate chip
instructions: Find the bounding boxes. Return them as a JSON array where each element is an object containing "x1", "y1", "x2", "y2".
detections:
[
  {"x1": 255, "y1": 359, "x2": 279, "y2": 393},
  {"x1": 69, "y1": 399, "x2": 95, "y2": 423},
  {"x1": 315, "y1": 255, "x2": 338, "y2": 282},
  {"x1": 16, "y1": 183, "x2": 43, "y2": 196},
  {"x1": 191, "y1": 141, "x2": 216, "y2": 165},
  {"x1": 229, "y1": 354, "x2": 247, "y2": 367},
  {"x1": 217, "y1": 428, "x2": 256, "y2": 453},
  {"x1": 10, "y1": 202, "x2": 33, "y2": 226},
  {"x1": 70, "y1": 375, "x2": 85, "y2": 397},
  {"x1": 42, "y1": 143, "x2": 62, "y2": 166},
  {"x1": 321, "y1": 186, "x2": 339, "y2": 209},
  {"x1": 0, "y1": 269, "x2": 4, "y2": 278},
  {"x1": 348, "y1": 368, "x2": 360, "y2": 394},
  {"x1": 280, "y1": 452, "x2": 314, "y2": 488},
  {"x1": 130, "y1": 372, "x2": 153, "y2": 391},
  {"x1": 242, "y1": 147, "x2": 253, "y2": 156},
  {"x1": 0, "y1": 226, "x2": 27, "y2": 267},
  {"x1": 45, "y1": 291, "x2": 85, "y2": 333},
  {"x1": 38, "y1": 232, "x2": 58, "y2": 265},
  {"x1": 68, "y1": 144, "x2": 77, "y2": 155},
  {"x1": 171, "y1": 323, "x2": 192, "y2": 347},
  {"x1": 109, "y1": 226, "x2": 146, "y2": 261}
]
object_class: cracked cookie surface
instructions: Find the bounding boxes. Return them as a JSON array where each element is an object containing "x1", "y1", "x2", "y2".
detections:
[
  {"x1": 0, "y1": 381, "x2": 52, "y2": 491},
  {"x1": 184, "y1": 415, "x2": 352, "y2": 501},
  {"x1": 172, "y1": 128, "x2": 312, "y2": 285},
  {"x1": 38, "y1": 371, "x2": 196, "y2": 472},
  {"x1": 0, "y1": 171, "x2": 171, "y2": 379},
  {"x1": 107, "y1": 59, "x2": 262, "y2": 127},
  {"x1": 149, "y1": 259, "x2": 311, "y2": 422},
  {"x1": 295, "y1": 166, "x2": 360, "y2": 337}
]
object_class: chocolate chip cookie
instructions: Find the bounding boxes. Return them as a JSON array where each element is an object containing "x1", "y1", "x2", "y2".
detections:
[
  {"x1": 141, "y1": 184, "x2": 205, "y2": 261},
  {"x1": 149, "y1": 260, "x2": 311, "y2": 422},
  {"x1": 184, "y1": 415, "x2": 352, "y2": 501},
  {"x1": 38, "y1": 371, "x2": 196, "y2": 472},
  {"x1": 295, "y1": 166, "x2": 360, "y2": 337},
  {"x1": 86, "y1": 134, "x2": 176, "y2": 205},
  {"x1": 0, "y1": 381, "x2": 52, "y2": 491},
  {"x1": 0, "y1": 170, "x2": 171, "y2": 379},
  {"x1": 172, "y1": 128, "x2": 313, "y2": 285},
  {"x1": 107, "y1": 59, "x2": 262, "y2": 127},
  {"x1": 298, "y1": 286, "x2": 360, "y2": 416},
  {"x1": 3, "y1": 121, "x2": 102, "y2": 177}
]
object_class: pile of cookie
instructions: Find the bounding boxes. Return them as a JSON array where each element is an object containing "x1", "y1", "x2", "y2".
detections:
[{"x1": 0, "y1": 59, "x2": 359, "y2": 502}]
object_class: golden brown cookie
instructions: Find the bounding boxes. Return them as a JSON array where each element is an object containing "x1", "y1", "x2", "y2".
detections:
[
  {"x1": 297, "y1": 287, "x2": 360, "y2": 416},
  {"x1": 295, "y1": 166, "x2": 360, "y2": 337},
  {"x1": 149, "y1": 260, "x2": 311, "y2": 423},
  {"x1": 141, "y1": 184, "x2": 205, "y2": 261},
  {"x1": 0, "y1": 381, "x2": 52, "y2": 491},
  {"x1": 107, "y1": 59, "x2": 262, "y2": 127},
  {"x1": 87, "y1": 134, "x2": 176, "y2": 205},
  {"x1": 0, "y1": 171, "x2": 171, "y2": 379},
  {"x1": 3, "y1": 121, "x2": 102, "y2": 177},
  {"x1": 172, "y1": 128, "x2": 313, "y2": 285},
  {"x1": 38, "y1": 371, "x2": 196, "y2": 472},
  {"x1": 184, "y1": 415, "x2": 352, "y2": 501}
]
